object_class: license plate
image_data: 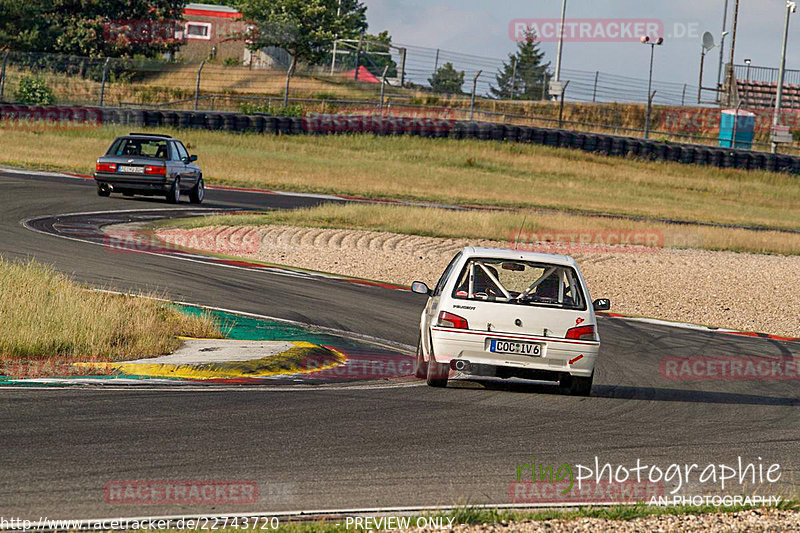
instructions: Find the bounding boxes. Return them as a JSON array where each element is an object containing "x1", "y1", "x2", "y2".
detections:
[
  {"x1": 118, "y1": 165, "x2": 144, "y2": 174},
  {"x1": 490, "y1": 339, "x2": 543, "y2": 357}
]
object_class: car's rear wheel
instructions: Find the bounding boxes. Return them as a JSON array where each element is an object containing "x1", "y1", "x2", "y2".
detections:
[
  {"x1": 414, "y1": 337, "x2": 427, "y2": 379},
  {"x1": 97, "y1": 185, "x2": 110, "y2": 197},
  {"x1": 559, "y1": 372, "x2": 593, "y2": 397},
  {"x1": 189, "y1": 177, "x2": 204, "y2": 204},
  {"x1": 426, "y1": 356, "x2": 449, "y2": 388},
  {"x1": 166, "y1": 178, "x2": 181, "y2": 204}
]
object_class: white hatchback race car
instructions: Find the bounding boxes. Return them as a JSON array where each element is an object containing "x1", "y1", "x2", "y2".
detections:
[{"x1": 411, "y1": 247, "x2": 610, "y2": 395}]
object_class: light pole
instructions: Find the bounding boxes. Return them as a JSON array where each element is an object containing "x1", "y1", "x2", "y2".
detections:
[
  {"x1": 717, "y1": 0, "x2": 730, "y2": 94},
  {"x1": 772, "y1": 1, "x2": 797, "y2": 154},
  {"x1": 725, "y1": 0, "x2": 741, "y2": 105},
  {"x1": 641, "y1": 35, "x2": 663, "y2": 139},
  {"x1": 744, "y1": 58, "x2": 751, "y2": 104},
  {"x1": 554, "y1": 0, "x2": 567, "y2": 83},
  {"x1": 329, "y1": 0, "x2": 343, "y2": 75}
]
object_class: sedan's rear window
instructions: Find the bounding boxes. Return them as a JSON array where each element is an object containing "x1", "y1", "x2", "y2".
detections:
[
  {"x1": 452, "y1": 258, "x2": 586, "y2": 310},
  {"x1": 107, "y1": 138, "x2": 170, "y2": 159}
]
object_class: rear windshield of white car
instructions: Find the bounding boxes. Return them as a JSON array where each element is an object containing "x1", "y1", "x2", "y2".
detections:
[
  {"x1": 451, "y1": 258, "x2": 586, "y2": 310},
  {"x1": 107, "y1": 138, "x2": 171, "y2": 159}
]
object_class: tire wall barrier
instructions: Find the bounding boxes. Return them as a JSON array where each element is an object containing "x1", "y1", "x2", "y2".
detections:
[{"x1": 1, "y1": 103, "x2": 798, "y2": 174}]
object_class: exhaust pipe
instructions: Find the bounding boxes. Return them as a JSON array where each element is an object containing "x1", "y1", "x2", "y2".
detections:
[{"x1": 453, "y1": 360, "x2": 470, "y2": 372}]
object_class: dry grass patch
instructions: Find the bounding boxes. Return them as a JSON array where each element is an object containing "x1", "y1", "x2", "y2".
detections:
[
  {"x1": 0, "y1": 258, "x2": 221, "y2": 365},
  {"x1": 0, "y1": 126, "x2": 797, "y2": 231},
  {"x1": 2, "y1": 64, "x2": 382, "y2": 107}
]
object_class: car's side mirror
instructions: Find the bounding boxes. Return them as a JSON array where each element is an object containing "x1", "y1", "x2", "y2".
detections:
[
  {"x1": 593, "y1": 299, "x2": 611, "y2": 311},
  {"x1": 189, "y1": 155, "x2": 198, "y2": 162},
  {"x1": 411, "y1": 281, "x2": 432, "y2": 296}
]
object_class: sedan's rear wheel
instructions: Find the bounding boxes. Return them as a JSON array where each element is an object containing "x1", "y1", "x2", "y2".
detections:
[
  {"x1": 189, "y1": 177, "x2": 204, "y2": 204},
  {"x1": 166, "y1": 178, "x2": 181, "y2": 204},
  {"x1": 97, "y1": 186, "x2": 110, "y2": 197}
]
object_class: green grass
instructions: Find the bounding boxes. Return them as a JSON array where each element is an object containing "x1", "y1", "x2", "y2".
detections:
[
  {"x1": 159, "y1": 203, "x2": 800, "y2": 256},
  {"x1": 427, "y1": 499, "x2": 798, "y2": 524},
  {"x1": 0, "y1": 125, "x2": 798, "y2": 232},
  {"x1": 0, "y1": 257, "x2": 221, "y2": 368}
]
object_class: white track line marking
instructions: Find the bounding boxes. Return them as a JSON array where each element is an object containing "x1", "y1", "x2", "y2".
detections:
[
  {"x1": 0, "y1": 167, "x2": 83, "y2": 179},
  {"x1": 21, "y1": 212, "x2": 336, "y2": 281}
]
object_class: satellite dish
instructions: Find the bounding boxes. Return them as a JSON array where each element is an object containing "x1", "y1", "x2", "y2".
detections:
[{"x1": 702, "y1": 31, "x2": 716, "y2": 52}]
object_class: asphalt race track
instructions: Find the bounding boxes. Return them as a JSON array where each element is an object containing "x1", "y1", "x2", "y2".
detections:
[{"x1": 0, "y1": 170, "x2": 797, "y2": 520}]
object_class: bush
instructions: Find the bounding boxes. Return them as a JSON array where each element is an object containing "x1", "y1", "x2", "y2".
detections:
[{"x1": 14, "y1": 76, "x2": 56, "y2": 105}]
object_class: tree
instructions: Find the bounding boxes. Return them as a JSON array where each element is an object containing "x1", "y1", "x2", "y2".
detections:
[
  {"x1": 237, "y1": 0, "x2": 367, "y2": 105},
  {"x1": 490, "y1": 28, "x2": 550, "y2": 100},
  {"x1": 428, "y1": 62, "x2": 464, "y2": 94},
  {"x1": 0, "y1": 1, "x2": 185, "y2": 57},
  {"x1": 0, "y1": 1, "x2": 46, "y2": 51}
]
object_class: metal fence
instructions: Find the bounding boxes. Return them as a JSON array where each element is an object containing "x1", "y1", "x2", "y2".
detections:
[
  {"x1": 0, "y1": 49, "x2": 704, "y2": 109},
  {"x1": 2, "y1": 50, "x2": 799, "y2": 153},
  {"x1": 734, "y1": 63, "x2": 800, "y2": 87}
]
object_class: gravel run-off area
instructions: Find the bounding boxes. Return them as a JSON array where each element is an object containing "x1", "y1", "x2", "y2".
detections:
[{"x1": 154, "y1": 225, "x2": 800, "y2": 338}]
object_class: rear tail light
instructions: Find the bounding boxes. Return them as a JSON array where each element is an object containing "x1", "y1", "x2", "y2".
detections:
[
  {"x1": 565, "y1": 324, "x2": 596, "y2": 341},
  {"x1": 437, "y1": 311, "x2": 469, "y2": 330},
  {"x1": 144, "y1": 165, "x2": 166, "y2": 176},
  {"x1": 96, "y1": 162, "x2": 116, "y2": 172}
]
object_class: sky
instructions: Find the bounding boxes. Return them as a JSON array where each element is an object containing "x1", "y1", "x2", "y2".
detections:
[{"x1": 362, "y1": 0, "x2": 800, "y2": 89}]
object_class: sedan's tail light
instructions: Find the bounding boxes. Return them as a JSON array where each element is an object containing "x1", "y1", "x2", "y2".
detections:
[
  {"x1": 96, "y1": 162, "x2": 116, "y2": 172},
  {"x1": 437, "y1": 311, "x2": 469, "y2": 330},
  {"x1": 565, "y1": 324, "x2": 596, "y2": 341},
  {"x1": 144, "y1": 165, "x2": 166, "y2": 176}
]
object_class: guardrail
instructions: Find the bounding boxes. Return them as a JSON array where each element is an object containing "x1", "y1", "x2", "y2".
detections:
[{"x1": 2, "y1": 103, "x2": 799, "y2": 174}]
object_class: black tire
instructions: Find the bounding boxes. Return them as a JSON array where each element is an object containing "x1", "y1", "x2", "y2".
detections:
[
  {"x1": 97, "y1": 185, "x2": 110, "y2": 197},
  {"x1": 415, "y1": 338, "x2": 427, "y2": 379},
  {"x1": 189, "y1": 177, "x2": 204, "y2": 204},
  {"x1": 166, "y1": 178, "x2": 181, "y2": 204},
  {"x1": 558, "y1": 372, "x2": 593, "y2": 397},
  {"x1": 426, "y1": 357, "x2": 449, "y2": 388}
]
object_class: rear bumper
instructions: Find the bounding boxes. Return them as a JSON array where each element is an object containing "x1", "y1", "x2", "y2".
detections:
[
  {"x1": 430, "y1": 327, "x2": 599, "y2": 378},
  {"x1": 94, "y1": 172, "x2": 172, "y2": 192}
]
